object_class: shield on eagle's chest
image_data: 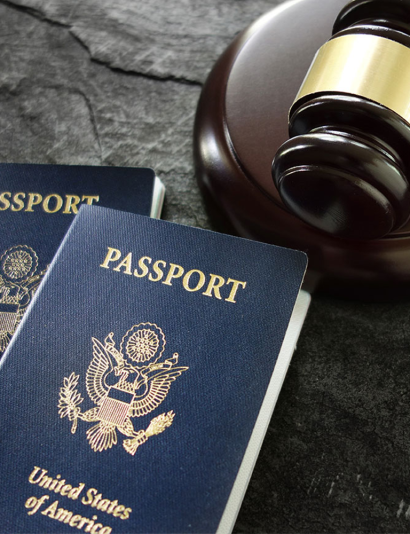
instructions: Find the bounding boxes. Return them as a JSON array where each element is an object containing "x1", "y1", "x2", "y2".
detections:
[
  {"x1": 97, "y1": 386, "x2": 135, "y2": 426},
  {"x1": 0, "y1": 303, "x2": 19, "y2": 335}
]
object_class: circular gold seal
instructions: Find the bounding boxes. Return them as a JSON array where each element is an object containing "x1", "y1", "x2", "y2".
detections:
[
  {"x1": 0, "y1": 245, "x2": 38, "y2": 283},
  {"x1": 120, "y1": 322, "x2": 166, "y2": 363}
]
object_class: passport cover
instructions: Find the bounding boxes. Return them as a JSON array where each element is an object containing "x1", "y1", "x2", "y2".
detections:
[
  {"x1": 0, "y1": 163, "x2": 162, "y2": 356},
  {"x1": 0, "y1": 206, "x2": 308, "y2": 534}
]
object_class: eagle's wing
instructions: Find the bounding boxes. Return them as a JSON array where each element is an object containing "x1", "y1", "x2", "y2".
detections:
[
  {"x1": 86, "y1": 337, "x2": 113, "y2": 404},
  {"x1": 130, "y1": 367, "x2": 188, "y2": 418}
]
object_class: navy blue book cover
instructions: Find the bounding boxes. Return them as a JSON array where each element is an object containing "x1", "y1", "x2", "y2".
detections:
[
  {"x1": 0, "y1": 163, "x2": 160, "y2": 355},
  {"x1": 0, "y1": 206, "x2": 307, "y2": 534}
]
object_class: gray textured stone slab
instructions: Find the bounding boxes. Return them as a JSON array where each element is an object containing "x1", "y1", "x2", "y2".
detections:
[
  {"x1": 0, "y1": 0, "x2": 205, "y2": 227},
  {"x1": 238, "y1": 296, "x2": 410, "y2": 533},
  {"x1": 3, "y1": 0, "x2": 282, "y2": 83}
]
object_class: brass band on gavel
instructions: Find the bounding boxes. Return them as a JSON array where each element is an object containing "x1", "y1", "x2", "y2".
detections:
[{"x1": 293, "y1": 33, "x2": 410, "y2": 124}]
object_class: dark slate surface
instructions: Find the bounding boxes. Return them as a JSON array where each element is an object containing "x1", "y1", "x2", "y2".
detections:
[{"x1": 1, "y1": 0, "x2": 410, "y2": 532}]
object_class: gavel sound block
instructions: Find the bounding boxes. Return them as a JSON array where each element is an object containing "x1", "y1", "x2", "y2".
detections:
[{"x1": 193, "y1": 0, "x2": 410, "y2": 299}]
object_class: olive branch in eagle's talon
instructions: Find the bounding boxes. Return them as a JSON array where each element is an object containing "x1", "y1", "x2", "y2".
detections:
[{"x1": 58, "y1": 372, "x2": 84, "y2": 434}]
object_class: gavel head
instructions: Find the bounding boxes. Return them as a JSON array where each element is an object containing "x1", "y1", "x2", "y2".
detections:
[{"x1": 271, "y1": 0, "x2": 410, "y2": 240}]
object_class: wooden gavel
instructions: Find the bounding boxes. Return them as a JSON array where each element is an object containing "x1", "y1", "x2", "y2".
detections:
[{"x1": 272, "y1": 0, "x2": 410, "y2": 240}]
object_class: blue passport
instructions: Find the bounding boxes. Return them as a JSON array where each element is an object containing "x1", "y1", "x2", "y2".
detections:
[
  {"x1": 0, "y1": 206, "x2": 309, "y2": 534},
  {"x1": 0, "y1": 163, "x2": 163, "y2": 355}
]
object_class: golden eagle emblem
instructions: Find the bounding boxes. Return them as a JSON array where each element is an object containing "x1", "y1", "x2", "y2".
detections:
[
  {"x1": 58, "y1": 323, "x2": 188, "y2": 455},
  {"x1": 0, "y1": 245, "x2": 46, "y2": 354}
]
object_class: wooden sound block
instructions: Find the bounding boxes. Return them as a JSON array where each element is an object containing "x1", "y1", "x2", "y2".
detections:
[{"x1": 194, "y1": 0, "x2": 410, "y2": 300}]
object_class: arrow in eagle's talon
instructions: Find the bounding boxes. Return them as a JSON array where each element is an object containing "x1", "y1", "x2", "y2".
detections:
[{"x1": 123, "y1": 430, "x2": 148, "y2": 456}]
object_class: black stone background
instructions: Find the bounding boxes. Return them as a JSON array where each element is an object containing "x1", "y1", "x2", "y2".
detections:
[{"x1": 1, "y1": 0, "x2": 410, "y2": 532}]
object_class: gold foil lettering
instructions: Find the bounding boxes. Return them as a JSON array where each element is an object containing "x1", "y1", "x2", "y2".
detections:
[
  {"x1": 11, "y1": 192, "x2": 25, "y2": 211},
  {"x1": 182, "y1": 269, "x2": 206, "y2": 292},
  {"x1": 163, "y1": 263, "x2": 184, "y2": 286},
  {"x1": 48, "y1": 474, "x2": 62, "y2": 492},
  {"x1": 60, "y1": 484, "x2": 73, "y2": 496},
  {"x1": 29, "y1": 466, "x2": 46, "y2": 484},
  {"x1": 55, "y1": 479, "x2": 67, "y2": 493},
  {"x1": 84, "y1": 518, "x2": 99, "y2": 533},
  {"x1": 121, "y1": 507, "x2": 132, "y2": 520},
  {"x1": 78, "y1": 517, "x2": 92, "y2": 529},
  {"x1": 63, "y1": 195, "x2": 81, "y2": 214},
  {"x1": 54, "y1": 507, "x2": 74, "y2": 523},
  {"x1": 26, "y1": 494, "x2": 50, "y2": 515},
  {"x1": 68, "y1": 483, "x2": 85, "y2": 499},
  {"x1": 43, "y1": 194, "x2": 64, "y2": 214},
  {"x1": 82, "y1": 195, "x2": 100, "y2": 206},
  {"x1": 225, "y1": 279, "x2": 247, "y2": 303},
  {"x1": 0, "y1": 191, "x2": 98, "y2": 213},
  {"x1": 149, "y1": 260, "x2": 166, "y2": 282},
  {"x1": 90, "y1": 493, "x2": 102, "y2": 508},
  {"x1": 113, "y1": 504, "x2": 125, "y2": 517},
  {"x1": 113, "y1": 253, "x2": 133, "y2": 275},
  {"x1": 100, "y1": 248, "x2": 248, "y2": 302},
  {"x1": 0, "y1": 192, "x2": 11, "y2": 210},
  {"x1": 202, "y1": 274, "x2": 225, "y2": 299},
  {"x1": 82, "y1": 488, "x2": 97, "y2": 506},
  {"x1": 25, "y1": 467, "x2": 128, "y2": 531},
  {"x1": 25, "y1": 193, "x2": 42, "y2": 212},
  {"x1": 134, "y1": 256, "x2": 152, "y2": 278},
  {"x1": 25, "y1": 496, "x2": 37, "y2": 510},
  {"x1": 107, "y1": 500, "x2": 118, "y2": 514},
  {"x1": 41, "y1": 499, "x2": 59, "y2": 518},
  {"x1": 100, "y1": 248, "x2": 121, "y2": 269},
  {"x1": 69, "y1": 514, "x2": 82, "y2": 527},
  {"x1": 39, "y1": 475, "x2": 54, "y2": 489}
]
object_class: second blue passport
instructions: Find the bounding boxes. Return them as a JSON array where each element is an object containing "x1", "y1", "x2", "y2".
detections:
[{"x1": 0, "y1": 163, "x2": 162, "y2": 354}]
